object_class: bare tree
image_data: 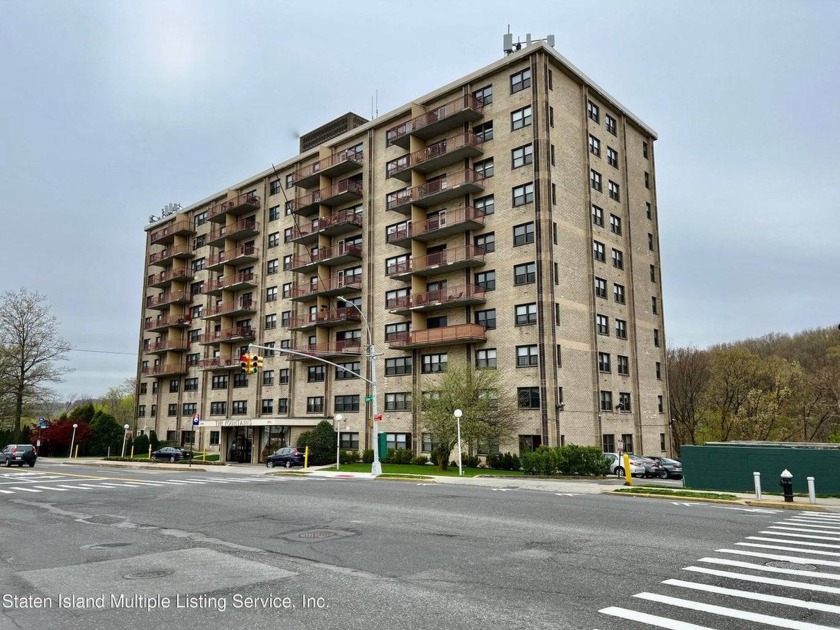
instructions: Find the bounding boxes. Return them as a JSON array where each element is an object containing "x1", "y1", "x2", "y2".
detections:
[
  {"x1": 0, "y1": 288, "x2": 72, "y2": 433},
  {"x1": 667, "y1": 346, "x2": 711, "y2": 453}
]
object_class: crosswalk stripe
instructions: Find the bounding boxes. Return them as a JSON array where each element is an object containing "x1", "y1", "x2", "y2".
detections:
[
  {"x1": 31, "y1": 486, "x2": 68, "y2": 491},
  {"x1": 770, "y1": 525, "x2": 840, "y2": 535},
  {"x1": 784, "y1": 520, "x2": 840, "y2": 530},
  {"x1": 0, "y1": 489, "x2": 13, "y2": 494},
  {"x1": 8, "y1": 487, "x2": 41, "y2": 493},
  {"x1": 747, "y1": 536, "x2": 840, "y2": 549},
  {"x1": 634, "y1": 592, "x2": 838, "y2": 629},
  {"x1": 717, "y1": 548, "x2": 840, "y2": 567},
  {"x1": 698, "y1": 557, "x2": 840, "y2": 580},
  {"x1": 663, "y1": 578, "x2": 840, "y2": 615},
  {"x1": 736, "y1": 542, "x2": 840, "y2": 557},
  {"x1": 184, "y1": 478, "x2": 229, "y2": 483},
  {"x1": 599, "y1": 606, "x2": 714, "y2": 629},
  {"x1": 56, "y1": 485, "x2": 90, "y2": 490},
  {"x1": 684, "y1": 566, "x2": 840, "y2": 595},
  {"x1": 167, "y1": 480, "x2": 206, "y2": 484},
  {"x1": 760, "y1": 530, "x2": 840, "y2": 542}
]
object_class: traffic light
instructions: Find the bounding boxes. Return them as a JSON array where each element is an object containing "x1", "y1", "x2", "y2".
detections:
[
  {"x1": 250, "y1": 354, "x2": 260, "y2": 374},
  {"x1": 256, "y1": 355, "x2": 264, "y2": 371},
  {"x1": 240, "y1": 353, "x2": 251, "y2": 373}
]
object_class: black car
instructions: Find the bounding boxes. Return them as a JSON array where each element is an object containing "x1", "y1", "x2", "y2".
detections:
[
  {"x1": 151, "y1": 446, "x2": 192, "y2": 462},
  {"x1": 0, "y1": 444, "x2": 37, "y2": 467},
  {"x1": 645, "y1": 456, "x2": 683, "y2": 479},
  {"x1": 265, "y1": 447, "x2": 305, "y2": 469}
]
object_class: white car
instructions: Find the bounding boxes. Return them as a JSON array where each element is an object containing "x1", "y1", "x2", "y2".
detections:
[{"x1": 603, "y1": 452, "x2": 647, "y2": 478}]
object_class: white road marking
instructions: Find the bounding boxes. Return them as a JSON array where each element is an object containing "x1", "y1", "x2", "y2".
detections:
[
  {"x1": 698, "y1": 557, "x2": 840, "y2": 580},
  {"x1": 716, "y1": 548, "x2": 840, "y2": 567},
  {"x1": 31, "y1": 486, "x2": 68, "y2": 492},
  {"x1": 683, "y1": 566, "x2": 840, "y2": 595},
  {"x1": 8, "y1": 487, "x2": 41, "y2": 493},
  {"x1": 746, "y1": 536, "x2": 840, "y2": 549},
  {"x1": 56, "y1": 485, "x2": 90, "y2": 490},
  {"x1": 759, "y1": 530, "x2": 840, "y2": 542},
  {"x1": 671, "y1": 501, "x2": 701, "y2": 506},
  {"x1": 735, "y1": 542, "x2": 840, "y2": 557},
  {"x1": 599, "y1": 606, "x2": 714, "y2": 629},
  {"x1": 0, "y1": 489, "x2": 14, "y2": 494},
  {"x1": 769, "y1": 525, "x2": 840, "y2": 535}
]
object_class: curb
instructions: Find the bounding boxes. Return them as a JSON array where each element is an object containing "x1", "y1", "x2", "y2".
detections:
[
  {"x1": 742, "y1": 500, "x2": 829, "y2": 512},
  {"x1": 609, "y1": 490, "x2": 835, "y2": 512}
]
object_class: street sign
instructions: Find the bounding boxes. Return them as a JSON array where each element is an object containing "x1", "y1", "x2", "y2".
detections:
[
  {"x1": 365, "y1": 396, "x2": 373, "y2": 402},
  {"x1": 192, "y1": 413, "x2": 201, "y2": 427},
  {"x1": 374, "y1": 414, "x2": 382, "y2": 421}
]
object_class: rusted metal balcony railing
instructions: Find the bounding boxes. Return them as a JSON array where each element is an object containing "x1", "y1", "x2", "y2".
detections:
[
  {"x1": 291, "y1": 179, "x2": 363, "y2": 217},
  {"x1": 292, "y1": 148, "x2": 364, "y2": 188},
  {"x1": 197, "y1": 357, "x2": 241, "y2": 371},
  {"x1": 289, "y1": 275, "x2": 363, "y2": 301},
  {"x1": 208, "y1": 192, "x2": 261, "y2": 222},
  {"x1": 149, "y1": 220, "x2": 195, "y2": 246},
  {"x1": 290, "y1": 208, "x2": 363, "y2": 243},
  {"x1": 387, "y1": 284, "x2": 486, "y2": 313},
  {"x1": 207, "y1": 244, "x2": 259, "y2": 271},
  {"x1": 386, "y1": 170, "x2": 484, "y2": 214},
  {"x1": 147, "y1": 268, "x2": 194, "y2": 288},
  {"x1": 287, "y1": 339, "x2": 363, "y2": 360},
  {"x1": 148, "y1": 244, "x2": 194, "y2": 266},
  {"x1": 385, "y1": 95, "x2": 484, "y2": 148},
  {"x1": 207, "y1": 218, "x2": 260, "y2": 246},
  {"x1": 290, "y1": 243, "x2": 363, "y2": 273},
  {"x1": 146, "y1": 291, "x2": 190, "y2": 310},
  {"x1": 199, "y1": 327, "x2": 256, "y2": 345},
  {"x1": 387, "y1": 323, "x2": 487, "y2": 349},
  {"x1": 205, "y1": 271, "x2": 258, "y2": 295},
  {"x1": 144, "y1": 315, "x2": 192, "y2": 331},
  {"x1": 386, "y1": 245, "x2": 485, "y2": 279},
  {"x1": 288, "y1": 307, "x2": 361, "y2": 330},
  {"x1": 415, "y1": 206, "x2": 487, "y2": 243},
  {"x1": 386, "y1": 132, "x2": 484, "y2": 181},
  {"x1": 141, "y1": 362, "x2": 188, "y2": 376},
  {"x1": 146, "y1": 337, "x2": 189, "y2": 354},
  {"x1": 203, "y1": 298, "x2": 257, "y2": 319}
]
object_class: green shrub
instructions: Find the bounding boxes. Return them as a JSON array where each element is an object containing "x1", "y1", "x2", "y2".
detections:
[
  {"x1": 339, "y1": 450, "x2": 358, "y2": 465},
  {"x1": 462, "y1": 454, "x2": 480, "y2": 468},
  {"x1": 411, "y1": 455, "x2": 429, "y2": 465},
  {"x1": 362, "y1": 448, "x2": 374, "y2": 464}
]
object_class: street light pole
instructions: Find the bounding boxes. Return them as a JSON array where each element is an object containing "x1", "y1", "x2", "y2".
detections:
[
  {"x1": 121, "y1": 424, "x2": 130, "y2": 458},
  {"x1": 337, "y1": 295, "x2": 381, "y2": 476},
  {"x1": 334, "y1": 413, "x2": 344, "y2": 471},
  {"x1": 454, "y1": 409, "x2": 463, "y2": 476},
  {"x1": 69, "y1": 423, "x2": 78, "y2": 459}
]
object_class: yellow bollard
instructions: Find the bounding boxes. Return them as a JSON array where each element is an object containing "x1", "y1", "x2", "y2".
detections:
[
  {"x1": 623, "y1": 452, "x2": 632, "y2": 486},
  {"x1": 74, "y1": 445, "x2": 79, "y2": 459},
  {"x1": 304, "y1": 446, "x2": 309, "y2": 468},
  {"x1": 148, "y1": 446, "x2": 152, "y2": 460},
  {"x1": 130, "y1": 445, "x2": 135, "y2": 460}
]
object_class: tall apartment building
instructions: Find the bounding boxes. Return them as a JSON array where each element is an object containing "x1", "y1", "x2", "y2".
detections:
[{"x1": 137, "y1": 41, "x2": 669, "y2": 464}]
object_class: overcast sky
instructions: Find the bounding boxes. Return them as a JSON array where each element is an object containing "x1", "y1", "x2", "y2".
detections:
[{"x1": 1, "y1": 0, "x2": 837, "y2": 400}]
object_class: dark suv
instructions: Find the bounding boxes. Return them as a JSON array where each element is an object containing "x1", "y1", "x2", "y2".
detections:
[
  {"x1": 0, "y1": 444, "x2": 37, "y2": 467},
  {"x1": 265, "y1": 447, "x2": 305, "y2": 469}
]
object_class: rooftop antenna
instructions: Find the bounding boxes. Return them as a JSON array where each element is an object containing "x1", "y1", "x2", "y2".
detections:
[{"x1": 503, "y1": 29, "x2": 555, "y2": 55}]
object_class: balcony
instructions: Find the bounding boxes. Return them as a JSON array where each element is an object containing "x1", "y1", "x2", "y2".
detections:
[
  {"x1": 387, "y1": 284, "x2": 486, "y2": 314},
  {"x1": 199, "y1": 327, "x2": 256, "y2": 345},
  {"x1": 207, "y1": 218, "x2": 260, "y2": 247},
  {"x1": 386, "y1": 207, "x2": 485, "y2": 249},
  {"x1": 290, "y1": 209, "x2": 363, "y2": 244},
  {"x1": 386, "y1": 95, "x2": 484, "y2": 149},
  {"x1": 208, "y1": 193, "x2": 261, "y2": 222},
  {"x1": 288, "y1": 307, "x2": 361, "y2": 331},
  {"x1": 145, "y1": 337, "x2": 189, "y2": 355},
  {"x1": 290, "y1": 243, "x2": 362, "y2": 274},
  {"x1": 386, "y1": 170, "x2": 484, "y2": 215},
  {"x1": 205, "y1": 271, "x2": 259, "y2": 296},
  {"x1": 291, "y1": 179, "x2": 363, "y2": 217},
  {"x1": 148, "y1": 268, "x2": 194, "y2": 288},
  {"x1": 207, "y1": 244, "x2": 259, "y2": 272},
  {"x1": 386, "y1": 132, "x2": 484, "y2": 182},
  {"x1": 141, "y1": 362, "x2": 188, "y2": 377},
  {"x1": 292, "y1": 148, "x2": 364, "y2": 189},
  {"x1": 287, "y1": 339, "x2": 362, "y2": 360},
  {"x1": 289, "y1": 275, "x2": 363, "y2": 301},
  {"x1": 387, "y1": 323, "x2": 486, "y2": 349},
  {"x1": 203, "y1": 298, "x2": 257, "y2": 320},
  {"x1": 149, "y1": 220, "x2": 195, "y2": 246},
  {"x1": 146, "y1": 291, "x2": 190, "y2": 310},
  {"x1": 148, "y1": 244, "x2": 194, "y2": 267},
  {"x1": 386, "y1": 245, "x2": 485, "y2": 280},
  {"x1": 144, "y1": 315, "x2": 192, "y2": 332},
  {"x1": 198, "y1": 357, "x2": 241, "y2": 371}
]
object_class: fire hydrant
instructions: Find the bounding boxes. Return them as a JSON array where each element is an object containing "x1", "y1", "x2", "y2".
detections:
[{"x1": 780, "y1": 469, "x2": 794, "y2": 503}]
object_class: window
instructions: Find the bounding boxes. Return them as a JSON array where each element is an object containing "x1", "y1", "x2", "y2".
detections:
[
  {"x1": 590, "y1": 169, "x2": 602, "y2": 191},
  {"x1": 168, "y1": 379, "x2": 179, "y2": 393},
  {"x1": 138, "y1": 404, "x2": 146, "y2": 417},
  {"x1": 610, "y1": 214, "x2": 622, "y2": 235},
  {"x1": 647, "y1": 202, "x2": 653, "y2": 220},
  {"x1": 474, "y1": 194, "x2": 494, "y2": 216},
  {"x1": 614, "y1": 283, "x2": 625, "y2": 304},
  {"x1": 602, "y1": 434, "x2": 614, "y2": 453},
  {"x1": 652, "y1": 296, "x2": 658, "y2": 315},
  {"x1": 340, "y1": 433, "x2": 360, "y2": 450},
  {"x1": 181, "y1": 378, "x2": 198, "y2": 392},
  {"x1": 608, "y1": 181, "x2": 620, "y2": 201},
  {"x1": 386, "y1": 253, "x2": 410, "y2": 276},
  {"x1": 150, "y1": 404, "x2": 156, "y2": 417},
  {"x1": 282, "y1": 228, "x2": 292, "y2": 243},
  {"x1": 593, "y1": 240, "x2": 606, "y2": 262},
  {"x1": 654, "y1": 329, "x2": 660, "y2": 347},
  {"x1": 475, "y1": 270, "x2": 496, "y2": 291},
  {"x1": 621, "y1": 433, "x2": 634, "y2": 453},
  {"x1": 512, "y1": 183, "x2": 534, "y2": 206},
  {"x1": 591, "y1": 204, "x2": 604, "y2": 227},
  {"x1": 473, "y1": 84, "x2": 493, "y2": 105},
  {"x1": 268, "y1": 232, "x2": 280, "y2": 247},
  {"x1": 475, "y1": 309, "x2": 496, "y2": 330},
  {"x1": 476, "y1": 349, "x2": 497, "y2": 369},
  {"x1": 474, "y1": 232, "x2": 495, "y2": 253},
  {"x1": 191, "y1": 258, "x2": 205, "y2": 272},
  {"x1": 615, "y1": 319, "x2": 627, "y2": 339},
  {"x1": 233, "y1": 373, "x2": 248, "y2": 388},
  {"x1": 650, "y1": 265, "x2": 657, "y2": 283},
  {"x1": 265, "y1": 341, "x2": 277, "y2": 356},
  {"x1": 210, "y1": 401, "x2": 226, "y2": 415},
  {"x1": 270, "y1": 180, "x2": 282, "y2": 195},
  {"x1": 139, "y1": 383, "x2": 147, "y2": 395},
  {"x1": 605, "y1": 114, "x2": 617, "y2": 135},
  {"x1": 512, "y1": 144, "x2": 533, "y2": 168},
  {"x1": 551, "y1": 144, "x2": 555, "y2": 166},
  {"x1": 518, "y1": 387, "x2": 540, "y2": 409},
  {"x1": 645, "y1": 172, "x2": 650, "y2": 189},
  {"x1": 588, "y1": 135, "x2": 601, "y2": 157},
  {"x1": 643, "y1": 141, "x2": 649, "y2": 158},
  {"x1": 612, "y1": 249, "x2": 623, "y2": 270},
  {"x1": 595, "y1": 277, "x2": 607, "y2": 299},
  {"x1": 618, "y1": 392, "x2": 631, "y2": 413},
  {"x1": 514, "y1": 262, "x2": 536, "y2": 285},
  {"x1": 515, "y1": 303, "x2": 537, "y2": 325},
  {"x1": 511, "y1": 105, "x2": 532, "y2": 130},
  {"x1": 516, "y1": 345, "x2": 538, "y2": 367},
  {"x1": 421, "y1": 353, "x2": 448, "y2": 374},
  {"x1": 513, "y1": 222, "x2": 535, "y2": 246},
  {"x1": 192, "y1": 235, "x2": 206, "y2": 250},
  {"x1": 384, "y1": 322, "x2": 410, "y2": 342},
  {"x1": 596, "y1": 314, "x2": 609, "y2": 335},
  {"x1": 617, "y1": 355, "x2": 629, "y2": 376},
  {"x1": 285, "y1": 200, "x2": 293, "y2": 216},
  {"x1": 306, "y1": 397, "x2": 324, "y2": 414},
  {"x1": 648, "y1": 234, "x2": 654, "y2": 251},
  {"x1": 385, "y1": 357, "x2": 412, "y2": 376},
  {"x1": 262, "y1": 370, "x2": 274, "y2": 386},
  {"x1": 265, "y1": 286, "x2": 278, "y2": 303},
  {"x1": 385, "y1": 433, "x2": 410, "y2": 451},
  {"x1": 547, "y1": 68, "x2": 553, "y2": 89},
  {"x1": 194, "y1": 211, "x2": 208, "y2": 228},
  {"x1": 232, "y1": 400, "x2": 247, "y2": 415},
  {"x1": 333, "y1": 361, "x2": 359, "y2": 380},
  {"x1": 335, "y1": 395, "x2": 360, "y2": 413},
  {"x1": 607, "y1": 147, "x2": 618, "y2": 168},
  {"x1": 384, "y1": 393, "x2": 411, "y2": 412},
  {"x1": 211, "y1": 375, "x2": 228, "y2": 390},
  {"x1": 587, "y1": 101, "x2": 600, "y2": 123},
  {"x1": 264, "y1": 314, "x2": 276, "y2": 330},
  {"x1": 266, "y1": 259, "x2": 278, "y2": 275},
  {"x1": 307, "y1": 365, "x2": 325, "y2": 382},
  {"x1": 510, "y1": 68, "x2": 531, "y2": 93},
  {"x1": 599, "y1": 390, "x2": 613, "y2": 411},
  {"x1": 473, "y1": 121, "x2": 493, "y2": 142},
  {"x1": 598, "y1": 352, "x2": 611, "y2": 373},
  {"x1": 474, "y1": 157, "x2": 494, "y2": 179},
  {"x1": 282, "y1": 283, "x2": 292, "y2": 299},
  {"x1": 269, "y1": 206, "x2": 281, "y2": 221},
  {"x1": 261, "y1": 399, "x2": 273, "y2": 414},
  {"x1": 656, "y1": 361, "x2": 662, "y2": 380},
  {"x1": 658, "y1": 395, "x2": 664, "y2": 413}
]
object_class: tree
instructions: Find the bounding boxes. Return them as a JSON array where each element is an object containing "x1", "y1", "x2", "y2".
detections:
[
  {"x1": 297, "y1": 421, "x2": 336, "y2": 465},
  {"x1": 0, "y1": 288, "x2": 72, "y2": 433},
  {"x1": 87, "y1": 411, "x2": 124, "y2": 456},
  {"x1": 419, "y1": 364, "x2": 519, "y2": 470},
  {"x1": 100, "y1": 378, "x2": 135, "y2": 427},
  {"x1": 667, "y1": 346, "x2": 711, "y2": 454}
]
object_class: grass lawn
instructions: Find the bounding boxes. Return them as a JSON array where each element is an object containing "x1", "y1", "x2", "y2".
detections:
[
  {"x1": 323, "y1": 463, "x2": 526, "y2": 477},
  {"x1": 613, "y1": 487, "x2": 738, "y2": 501}
]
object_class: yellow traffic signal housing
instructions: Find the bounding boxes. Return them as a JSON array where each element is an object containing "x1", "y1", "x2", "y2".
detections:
[
  {"x1": 240, "y1": 353, "x2": 251, "y2": 373},
  {"x1": 250, "y1": 354, "x2": 260, "y2": 374},
  {"x1": 256, "y1": 355, "x2": 264, "y2": 371}
]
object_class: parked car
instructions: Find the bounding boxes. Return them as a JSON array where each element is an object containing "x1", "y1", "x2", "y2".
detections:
[
  {"x1": 151, "y1": 446, "x2": 192, "y2": 462},
  {"x1": 0, "y1": 444, "x2": 37, "y2": 467},
  {"x1": 645, "y1": 456, "x2": 683, "y2": 479},
  {"x1": 603, "y1": 452, "x2": 648, "y2": 478},
  {"x1": 266, "y1": 447, "x2": 305, "y2": 469}
]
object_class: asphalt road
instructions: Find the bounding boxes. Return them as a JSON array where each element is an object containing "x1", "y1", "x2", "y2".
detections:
[{"x1": 0, "y1": 460, "x2": 837, "y2": 630}]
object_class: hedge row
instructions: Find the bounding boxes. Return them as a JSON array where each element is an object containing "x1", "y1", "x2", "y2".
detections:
[{"x1": 520, "y1": 445, "x2": 611, "y2": 476}]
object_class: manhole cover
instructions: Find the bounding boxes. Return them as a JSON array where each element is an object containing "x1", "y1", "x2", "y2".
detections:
[
  {"x1": 766, "y1": 561, "x2": 816, "y2": 571},
  {"x1": 279, "y1": 528, "x2": 356, "y2": 543},
  {"x1": 123, "y1": 569, "x2": 175, "y2": 580},
  {"x1": 299, "y1": 531, "x2": 337, "y2": 539},
  {"x1": 81, "y1": 543, "x2": 131, "y2": 550},
  {"x1": 84, "y1": 516, "x2": 124, "y2": 525}
]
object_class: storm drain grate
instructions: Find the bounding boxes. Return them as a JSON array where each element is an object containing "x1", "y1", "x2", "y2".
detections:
[{"x1": 279, "y1": 528, "x2": 356, "y2": 543}]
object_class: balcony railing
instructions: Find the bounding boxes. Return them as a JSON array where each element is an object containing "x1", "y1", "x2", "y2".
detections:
[
  {"x1": 144, "y1": 315, "x2": 192, "y2": 331},
  {"x1": 386, "y1": 95, "x2": 484, "y2": 148},
  {"x1": 386, "y1": 245, "x2": 485, "y2": 279},
  {"x1": 208, "y1": 192, "x2": 261, "y2": 222},
  {"x1": 290, "y1": 243, "x2": 363, "y2": 273},
  {"x1": 145, "y1": 337, "x2": 189, "y2": 354},
  {"x1": 207, "y1": 244, "x2": 259, "y2": 271},
  {"x1": 141, "y1": 362, "x2": 188, "y2": 376},
  {"x1": 387, "y1": 284, "x2": 486, "y2": 313},
  {"x1": 289, "y1": 275, "x2": 363, "y2": 300},
  {"x1": 386, "y1": 132, "x2": 484, "y2": 181},
  {"x1": 386, "y1": 170, "x2": 484, "y2": 214},
  {"x1": 205, "y1": 271, "x2": 258, "y2": 295},
  {"x1": 287, "y1": 339, "x2": 362, "y2": 360},
  {"x1": 199, "y1": 327, "x2": 256, "y2": 344},
  {"x1": 207, "y1": 218, "x2": 260, "y2": 246},
  {"x1": 146, "y1": 291, "x2": 190, "y2": 310},
  {"x1": 292, "y1": 148, "x2": 364, "y2": 188},
  {"x1": 291, "y1": 179, "x2": 363, "y2": 217},
  {"x1": 148, "y1": 244, "x2": 194, "y2": 266},
  {"x1": 197, "y1": 357, "x2": 241, "y2": 371},
  {"x1": 204, "y1": 298, "x2": 257, "y2": 318},
  {"x1": 288, "y1": 307, "x2": 361, "y2": 330},
  {"x1": 147, "y1": 268, "x2": 194, "y2": 288},
  {"x1": 387, "y1": 323, "x2": 487, "y2": 349},
  {"x1": 149, "y1": 220, "x2": 195, "y2": 246},
  {"x1": 386, "y1": 207, "x2": 485, "y2": 247},
  {"x1": 290, "y1": 208, "x2": 363, "y2": 243}
]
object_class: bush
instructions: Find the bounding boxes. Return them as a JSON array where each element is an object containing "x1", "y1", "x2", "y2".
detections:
[
  {"x1": 411, "y1": 455, "x2": 429, "y2": 465},
  {"x1": 520, "y1": 445, "x2": 611, "y2": 476},
  {"x1": 362, "y1": 449, "x2": 374, "y2": 464},
  {"x1": 461, "y1": 454, "x2": 480, "y2": 468},
  {"x1": 339, "y1": 450, "x2": 358, "y2": 465},
  {"x1": 386, "y1": 448, "x2": 413, "y2": 464},
  {"x1": 133, "y1": 434, "x2": 150, "y2": 456},
  {"x1": 149, "y1": 430, "x2": 161, "y2": 451},
  {"x1": 296, "y1": 421, "x2": 336, "y2": 465}
]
